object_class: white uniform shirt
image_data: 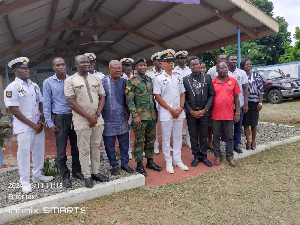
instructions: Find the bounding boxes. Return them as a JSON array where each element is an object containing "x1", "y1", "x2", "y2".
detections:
[
  {"x1": 153, "y1": 72, "x2": 186, "y2": 121},
  {"x1": 173, "y1": 65, "x2": 192, "y2": 78},
  {"x1": 207, "y1": 65, "x2": 218, "y2": 80},
  {"x1": 4, "y1": 77, "x2": 43, "y2": 134},
  {"x1": 93, "y1": 70, "x2": 105, "y2": 79},
  {"x1": 228, "y1": 68, "x2": 248, "y2": 108},
  {"x1": 145, "y1": 68, "x2": 164, "y2": 80},
  {"x1": 121, "y1": 73, "x2": 133, "y2": 80}
]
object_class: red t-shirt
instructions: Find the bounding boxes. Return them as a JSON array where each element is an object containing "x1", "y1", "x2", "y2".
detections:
[{"x1": 211, "y1": 76, "x2": 241, "y2": 120}]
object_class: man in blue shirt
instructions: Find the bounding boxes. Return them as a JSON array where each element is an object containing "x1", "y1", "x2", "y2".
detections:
[{"x1": 43, "y1": 57, "x2": 83, "y2": 188}]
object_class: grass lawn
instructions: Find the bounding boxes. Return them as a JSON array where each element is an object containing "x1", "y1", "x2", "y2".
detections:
[{"x1": 8, "y1": 100, "x2": 300, "y2": 225}]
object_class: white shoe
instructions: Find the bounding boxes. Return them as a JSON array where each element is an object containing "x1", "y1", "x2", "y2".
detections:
[
  {"x1": 173, "y1": 161, "x2": 189, "y2": 171},
  {"x1": 143, "y1": 152, "x2": 145, "y2": 157},
  {"x1": 166, "y1": 162, "x2": 174, "y2": 174},
  {"x1": 154, "y1": 147, "x2": 159, "y2": 154},
  {"x1": 186, "y1": 141, "x2": 191, "y2": 148},
  {"x1": 129, "y1": 153, "x2": 132, "y2": 160},
  {"x1": 21, "y1": 183, "x2": 32, "y2": 193},
  {"x1": 32, "y1": 175, "x2": 54, "y2": 183}
]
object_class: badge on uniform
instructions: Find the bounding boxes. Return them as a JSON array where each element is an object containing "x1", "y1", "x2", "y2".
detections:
[
  {"x1": 6, "y1": 91, "x2": 12, "y2": 98},
  {"x1": 125, "y1": 85, "x2": 131, "y2": 94}
]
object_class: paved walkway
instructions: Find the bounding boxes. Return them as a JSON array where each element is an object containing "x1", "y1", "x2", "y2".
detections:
[{"x1": 0, "y1": 122, "x2": 223, "y2": 186}]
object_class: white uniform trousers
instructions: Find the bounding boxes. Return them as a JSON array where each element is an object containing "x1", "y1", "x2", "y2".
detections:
[
  {"x1": 161, "y1": 119, "x2": 183, "y2": 163},
  {"x1": 17, "y1": 130, "x2": 45, "y2": 184}
]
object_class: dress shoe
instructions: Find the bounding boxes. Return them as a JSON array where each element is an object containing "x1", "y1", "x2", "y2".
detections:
[
  {"x1": 200, "y1": 158, "x2": 213, "y2": 167},
  {"x1": 226, "y1": 157, "x2": 236, "y2": 167},
  {"x1": 72, "y1": 172, "x2": 84, "y2": 180},
  {"x1": 21, "y1": 183, "x2": 32, "y2": 193},
  {"x1": 136, "y1": 162, "x2": 147, "y2": 177},
  {"x1": 121, "y1": 166, "x2": 135, "y2": 174},
  {"x1": 166, "y1": 162, "x2": 174, "y2": 174},
  {"x1": 32, "y1": 175, "x2": 54, "y2": 183},
  {"x1": 111, "y1": 167, "x2": 119, "y2": 176},
  {"x1": 214, "y1": 156, "x2": 221, "y2": 165},
  {"x1": 191, "y1": 158, "x2": 200, "y2": 167},
  {"x1": 62, "y1": 178, "x2": 72, "y2": 188},
  {"x1": 154, "y1": 147, "x2": 159, "y2": 154},
  {"x1": 173, "y1": 161, "x2": 189, "y2": 171},
  {"x1": 146, "y1": 158, "x2": 162, "y2": 171},
  {"x1": 251, "y1": 142, "x2": 256, "y2": 150},
  {"x1": 91, "y1": 173, "x2": 109, "y2": 182},
  {"x1": 85, "y1": 178, "x2": 94, "y2": 188},
  {"x1": 234, "y1": 146, "x2": 243, "y2": 153}
]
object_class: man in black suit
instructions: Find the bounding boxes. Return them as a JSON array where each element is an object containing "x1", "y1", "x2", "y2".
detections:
[{"x1": 183, "y1": 56, "x2": 215, "y2": 167}]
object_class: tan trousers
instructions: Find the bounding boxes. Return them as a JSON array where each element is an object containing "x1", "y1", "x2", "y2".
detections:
[{"x1": 76, "y1": 125, "x2": 104, "y2": 178}]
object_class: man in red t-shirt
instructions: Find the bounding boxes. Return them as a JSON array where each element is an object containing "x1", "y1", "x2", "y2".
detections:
[{"x1": 211, "y1": 62, "x2": 240, "y2": 166}]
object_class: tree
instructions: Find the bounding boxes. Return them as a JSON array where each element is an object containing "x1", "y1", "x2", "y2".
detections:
[
  {"x1": 249, "y1": 0, "x2": 274, "y2": 16},
  {"x1": 280, "y1": 26, "x2": 300, "y2": 63}
]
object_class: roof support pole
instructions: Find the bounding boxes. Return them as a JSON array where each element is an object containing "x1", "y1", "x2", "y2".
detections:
[{"x1": 237, "y1": 25, "x2": 241, "y2": 68}]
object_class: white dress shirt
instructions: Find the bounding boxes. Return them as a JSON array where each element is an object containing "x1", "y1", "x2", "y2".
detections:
[
  {"x1": 228, "y1": 68, "x2": 248, "y2": 107},
  {"x1": 173, "y1": 65, "x2": 192, "y2": 78}
]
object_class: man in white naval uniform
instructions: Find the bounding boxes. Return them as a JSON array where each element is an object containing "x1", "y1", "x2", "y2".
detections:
[
  {"x1": 173, "y1": 50, "x2": 192, "y2": 148},
  {"x1": 153, "y1": 49, "x2": 189, "y2": 174},
  {"x1": 4, "y1": 57, "x2": 53, "y2": 193},
  {"x1": 84, "y1": 53, "x2": 105, "y2": 79},
  {"x1": 120, "y1": 58, "x2": 134, "y2": 159},
  {"x1": 84, "y1": 53, "x2": 106, "y2": 159},
  {"x1": 145, "y1": 52, "x2": 163, "y2": 154}
]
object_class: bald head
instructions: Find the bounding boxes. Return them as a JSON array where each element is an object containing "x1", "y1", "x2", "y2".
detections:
[
  {"x1": 216, "y1": 62, "x2": 228, "y2": 78},
  {"x1": 74, "y1": 55, "x2": 90, "y2": 76},
  {"x1": 216, "y1": 54, "x2": 226, "y2": 64},
  {"x1": 75, "y1": 55, "x2": 89, "y2": 63}
]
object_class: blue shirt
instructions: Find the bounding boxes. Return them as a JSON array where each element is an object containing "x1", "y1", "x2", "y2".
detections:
[{"x1": 43, "y1": 74, "x2": 72, "y2": 128}]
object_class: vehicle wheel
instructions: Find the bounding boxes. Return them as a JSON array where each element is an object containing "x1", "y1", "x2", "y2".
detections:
[{"x1": 268, "y1": 89, "x2": 283, "y2": 104}]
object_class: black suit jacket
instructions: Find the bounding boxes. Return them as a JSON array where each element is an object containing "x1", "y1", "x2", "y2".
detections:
[{"x1": 183, "y1": 73, "x2": 215, "y2": 116}]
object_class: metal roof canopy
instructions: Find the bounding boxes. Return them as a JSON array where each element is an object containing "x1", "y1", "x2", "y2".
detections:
[{"x1": 0, "y1": 0, "x2": 279, "y2": 70}]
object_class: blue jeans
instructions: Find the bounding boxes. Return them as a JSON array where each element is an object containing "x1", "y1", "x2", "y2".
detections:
[{"x1": 103, "y1": 132, "x2": 129, "y2": 168}]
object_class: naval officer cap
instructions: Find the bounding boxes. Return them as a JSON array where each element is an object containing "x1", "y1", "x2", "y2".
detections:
[
  {"x1": 84, "y1": 53, "x2": 96, "y2": 62},
  {"x1": 175, "y1": 50, "x2": 188, "y2": 59},
  {"x1": 158, "y1": 49, "x2": 175, "y2": 60},
  {"x1": 151, "y1": 52, "x2": 161, "y2": 61},
  {"x1": 133, "y1": 57, "x2": 147, "y2": 67},
  {"x1": 120, "y1": 58, "x2": 134, "y2": 65},
  {"x1": 8, "y1": 57, "x2": 29, "y2": 69}
]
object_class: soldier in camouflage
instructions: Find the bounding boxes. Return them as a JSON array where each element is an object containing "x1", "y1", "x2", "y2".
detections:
[{"x1": 125, "y1": 57, "x2": 162, "y2": 176}]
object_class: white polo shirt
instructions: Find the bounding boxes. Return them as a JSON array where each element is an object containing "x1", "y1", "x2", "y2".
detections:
[
  {"x1": 153, "y1": 72, "x2": 186, "y2": 121},
  {"x1": 4, "y1": 77, "x2": 43, "y2": 134},
  {"x1": 173, "y1": 65, "x2": 192, "y2": 78},
  {"x1": 207, "y1": 65, "x2": 218, "y2": 80},
  {"x1": 228, "y1": 68, "x2": 248, "y2": 107}
]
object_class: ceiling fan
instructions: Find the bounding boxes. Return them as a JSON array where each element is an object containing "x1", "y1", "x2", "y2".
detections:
[{"x1": 79, "y1": 34, "x2": 114, "y2": 45}]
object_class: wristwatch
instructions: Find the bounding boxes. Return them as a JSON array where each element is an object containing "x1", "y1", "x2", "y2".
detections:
[
  {"x1": 258, "y1": 102, "x2": 263, "y2": 106},
  {"x1": 180, "y1": 105, "x2": 184, "y2": 109},
  {"x1": 96, "y1": 112, "x2": 100, "y2": 117}
]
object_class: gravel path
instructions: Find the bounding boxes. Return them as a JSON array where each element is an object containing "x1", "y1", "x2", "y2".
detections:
[{"x1": 0, "y1": 122, "x2": 299, "y2": 208}]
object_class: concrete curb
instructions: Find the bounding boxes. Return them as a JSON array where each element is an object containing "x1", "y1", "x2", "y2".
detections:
[
  {"x1": 234, "y1": 135, "x2": 300, "y2": 160},
  {"x1": 0, "y1": 174, "x2": 145, "y2": 225}
]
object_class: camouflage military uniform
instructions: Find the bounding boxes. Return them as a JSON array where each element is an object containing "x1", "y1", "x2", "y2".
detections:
[{"x1": 125, "y1": 75, "x2": 156, "y2": 162}]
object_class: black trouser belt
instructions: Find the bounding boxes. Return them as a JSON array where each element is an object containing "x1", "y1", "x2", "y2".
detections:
[{"x1": 54, "y1": 113, "x2": 72, "y2": 117}]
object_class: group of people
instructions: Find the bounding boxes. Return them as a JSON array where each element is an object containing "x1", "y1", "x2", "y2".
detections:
[{"x1": 4, "y1": 49, "x2": 264, "y2": 192}]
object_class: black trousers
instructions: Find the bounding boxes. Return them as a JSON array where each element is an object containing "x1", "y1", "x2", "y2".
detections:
[
  {"x1": 54, "y1": 114, "x2": 81, "y2": 179},
  {"x1": 186, "y1": 113, "x2": 210, "y2": 160},
  {"x1": 211, "y1": 120, "x2": 234, "y2": 158}
]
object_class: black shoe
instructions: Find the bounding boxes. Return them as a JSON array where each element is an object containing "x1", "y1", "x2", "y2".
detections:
[
  {"x1": 136, "y1": 162, "x2": 147, "y2": 177},
  {"x1": 200, "y1": 158, "x2": 213, "y2": 167},
  {"x1": 146, "y1": 158, "x2": 162, "y2": 172},
  {"x1": 72, "y1": 172, "x2": 84, "y2": 180},
  {"x1": 62, "y1": 178, "x2": 72, "y2": 188},
  {"x1": 121, "y1": 166, "x2": 135, "y2": 174},
  {"x1": 85, "y1": 178, "x2": 94, "y2": 188},
  {"x1": 234, "y1": 146, "x2": 243, "y2": 153},
  {"x1": 91, "y1": 173, "x2": 109, "y2": 182},
  {"x1": 191, "y1": 158, "x2": 200, "y2": 167},
  {"x1": 111, "y1": 167, "x2": 119, "y2": 176}
]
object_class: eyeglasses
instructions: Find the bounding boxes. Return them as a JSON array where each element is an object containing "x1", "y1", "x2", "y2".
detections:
[
  {"x1": 111, "y1": 67, "x2": 122, "y2": 70},
  {"x1": 162, "y1": 59, "x2": 174, "y2": 64}
]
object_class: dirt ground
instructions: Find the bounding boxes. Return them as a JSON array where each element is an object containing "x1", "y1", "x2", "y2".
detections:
[{"x1": 6, "y1": 100, "x2": 300, "y2": 225}]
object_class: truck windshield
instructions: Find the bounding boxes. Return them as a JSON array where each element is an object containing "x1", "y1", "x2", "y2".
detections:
[{"x1": 257, "y1": 70, "x2": 284, "y2": 80}]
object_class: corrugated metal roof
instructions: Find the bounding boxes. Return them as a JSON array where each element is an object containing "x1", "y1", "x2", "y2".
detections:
[{"x1": 0, "y1": 0, "x2": 279, "y2": 70}]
